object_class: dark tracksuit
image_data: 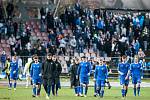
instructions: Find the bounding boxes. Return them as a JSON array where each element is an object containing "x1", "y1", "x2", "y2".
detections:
[
  {"x1": 92, "y1": 63, "x2": 97, "y2": 95},
  {"x1": 52, "y1": 60, "x2": 62, "y2": 95},
  {"x1": 69, "y1": 63, "x2": 80, "y2": 94},
  {"x1": 42, "y1": 59, "x2": 56, "y2": 97},
  {"x1": 105, "y1": 64, "x2": 111, "y2": 89}
]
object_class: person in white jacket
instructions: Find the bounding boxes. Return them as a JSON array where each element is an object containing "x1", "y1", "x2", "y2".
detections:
[
  {"x1": 70, "y1": 36, "x2": 77, "y2": 53},
  {"x1": 23, "y1": 58, "x2": 32, "y2": 88}
]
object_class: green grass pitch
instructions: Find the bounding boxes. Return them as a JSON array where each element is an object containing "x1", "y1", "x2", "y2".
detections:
[{"x1": 0, "y1": 86, "x2": 150, "y2": 100}]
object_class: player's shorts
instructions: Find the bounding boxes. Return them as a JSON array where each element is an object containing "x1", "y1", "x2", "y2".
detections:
[
  {"x1": 96, "y1": 80, "x2": 105, "y2": 88},
  {"x1": 10, "y1": 72, "x2": 18, "y2": 80},
  {"x1": 132, "y1": 75, "x2": 141, "y2": 84},
  {"x1": 120, "y1": 76, "x2": 129, "y2": 86},
  {"x1": 80, "y1": 76, "x2": 89, "y2": 85},
  {"x1": 32, "y1": 78, "x2": 42, "y2": 85}
]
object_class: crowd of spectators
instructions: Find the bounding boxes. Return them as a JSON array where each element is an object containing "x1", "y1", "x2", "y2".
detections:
[
  {"x1": 0, "y1": 2, "x2": 150, "y2": 71},
  {"x1": 39, "y1": 2, "x2": 150, "y2": 60}
]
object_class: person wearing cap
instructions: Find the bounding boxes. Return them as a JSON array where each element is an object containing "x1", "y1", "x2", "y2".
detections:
[
  {"x1": 52, "y1": 55, "x2": 62, "y2": 96},
  {"x1": 42, "y1": 53, "x2": 56, "y2": 99},
  {"x1": 94, "y1": 58, "x2": 108, "y2": 98},
  {"x1": 2, "y1": 56, "x2": 11, "y2": 89},
  {"x1": 9, "y1": 55, "x2": 19, "y2": 91},
  {"x1": 77, "y1": 56, "x2": 91, "y2": 97},
  {"x1": 30, "y1": 56, "x2": 42, "y2": 97}
]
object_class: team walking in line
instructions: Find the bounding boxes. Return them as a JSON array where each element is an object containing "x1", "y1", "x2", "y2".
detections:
[{"x1": 2, "y1": 54, "x2": 143, "y2": 99}]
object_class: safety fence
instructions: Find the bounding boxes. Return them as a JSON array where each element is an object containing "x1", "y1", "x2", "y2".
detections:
[{"x1": 0, "y1": 56, "x2": 149, "y2": 78}]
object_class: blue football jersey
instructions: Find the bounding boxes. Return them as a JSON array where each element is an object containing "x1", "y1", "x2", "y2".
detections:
[
  {"x1": 130, "y1": 63, "x2": 142, "y2": 76},
  {"x1": 10, "y1": 60, "x2": 19, "y2": 73},
  {"x1": 94, "y1": 65, "x2": 108, "y2": 81},
  {"x1": 77, "y1": 61, "x2": 91, "y2": 77},
  {"x1": 118, "y1": 62, "x2": 130, "y2": 76},
  {"x1": 30, "y1": 63, "x2": 42, "y2": 79}
]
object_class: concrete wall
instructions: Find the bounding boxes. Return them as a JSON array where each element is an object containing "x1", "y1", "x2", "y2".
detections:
[{"x1": 80, "y1": 0, "x2": 150, "y2": 9}]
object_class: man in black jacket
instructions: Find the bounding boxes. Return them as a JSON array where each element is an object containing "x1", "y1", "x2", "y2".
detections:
[
  {"x1": 46, "y1": 12, "x2": 54, "y2": 31},
  {"x1": 52, "y1": 55, "x2": 62, "y2": 96},
  {"x1": 69, "y1": 58, "x2": 80, "y2": 96},
  {"x1": 42, "y1": 53, "x2": 56, "y2": 99},
  {"x1": 6, "y1": 1, "x2": 14, "y2": 19}
]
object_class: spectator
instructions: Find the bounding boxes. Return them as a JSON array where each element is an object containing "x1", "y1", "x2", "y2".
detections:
[
  {"x1": 59, "y1": 38, "x2": 67, "y2": 55},
  {"x1": 144, "y1": 14, "x2": 150, "y2": 29},
  {"x1": 14, "y1": 42, "x2": 20, "y2": 56},
  {"x1": 26, "y1": 41, "x2": 31, "y2": 51},
  {"x1": 48, "y1": 30, "x2": 56, "y2": 45},
  {"x1": 142, "y1": 27, "x2": 149, "y2": 51},
  {"x1": 11, "y1": 47, "x2": 17, "y2": 56},
  {"x1": 142, "y1": 59, "x2": 147, "y2": 70},
  {"x1": 0, "y1": 5, "x2": 4, "y2": 21},
  {"x1": 40, "y1": 7, "x2": 46, "y2": 23},
  {"x1": 70, "y1": 36, "x2": 77, "y2": 53},
  {"x1": 47, "y1": 11, "x2": 54, "y2": 31},
  {"x1": 138, "y1": 48, "x2": 145, "y2": 58},
  {"x1": 78, "y1": 37, "x2": 84, "y2": 53},
  {"x1": 21, "y1": 32, "x2": 29, "y2": 49},
  {"x1": 37, "y1": 46, "x2": 46, "y2": 62},
  {"x1": 0, "y1": 51, "x2": 7, "y2": 69},
  {"x1": 6, "y1": 1, "x2": 14, "y2": 19},
  {"x1": 9, "y1": 34, "x2": 16, "y2": 52},
  {"x1": 13, "y1": 22, "x2": 18, "y2": 38},
  {"x1": 40, "y1": 7, "x2": 46, "y2": 32},
  {"x1": 49, "y1": 45, "x2": 57, "y2": 55},
  {"x1": 19, "y1": 47, "x2": 29, "y2": 65},
  {"x1": 134, "y1": 39, "x2": 140, "y2": 54},
  {"x1": 1, "y1": 1, "x2": 150, "y2": 72}
]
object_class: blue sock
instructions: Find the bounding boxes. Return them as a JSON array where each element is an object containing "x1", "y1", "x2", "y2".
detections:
[
  {"x1": 9, "y1": 83, "x2": 12, "y2": 88},
  {"x1": 134, "y1": 88, "x2": 136, "y2": 96},
  {"x1": 122, "y1": 89, "x2": 125, "y2": 97},
  {"x1": 101, "y1": 90, "x2": 104, "y2": 97},
  {"x1": 137, "y1": 87, "x2": 140, "y2": 96},
  {"x1": 74, "y1": 87, "x2": 78, "y2": 94},
  {"x1": 52, "y1": 84, "x2": 55, "y2": 95},
  {"x1": 80, "y1": 86, "x2": 83, "y2": 95},
  {"x1": 14, "y1": 82, "x2": 17, "y2": 88},
  {"x1": 77, "y1": 86, "x2": 80, "y2": 94},
  {"x1": 47, "y1": 86, "x2": 51, "y2": 96},
  {"x1": 33, "y1": 87, "x2": 36, "y2": 96},
  {"x1": 97, "y1": 89, "x2": 100, "y2": 96},
  {"x1": 56, "y1": 84, "x2": 59, "y2": 95},
  {"x1": 94, "y1": 83, "x2": 97, "y2": 93},
  {"x1": 125, "y1": 89, "x2": 128, "y2": 96}
]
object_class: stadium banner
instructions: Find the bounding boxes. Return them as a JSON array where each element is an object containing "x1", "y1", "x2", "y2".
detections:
[{"x1": 80, "y1": 0, "x2": 150, "y2": 9}]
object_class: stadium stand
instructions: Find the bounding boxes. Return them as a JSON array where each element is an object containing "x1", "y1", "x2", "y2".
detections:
[{"x1": 0, "y1": 0, "x2": 150, "y2": 77}]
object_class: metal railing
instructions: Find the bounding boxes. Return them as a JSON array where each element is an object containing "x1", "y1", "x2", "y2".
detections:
[
  {"x1": 0, "y1": 56, "x2": 150, "y2": 78},
  {"x1": 4, "y1": 56, "x2": 150, "y2": 74}
]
